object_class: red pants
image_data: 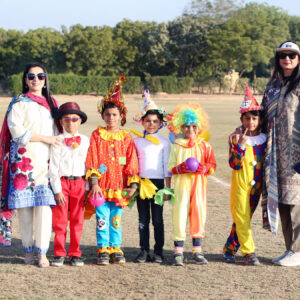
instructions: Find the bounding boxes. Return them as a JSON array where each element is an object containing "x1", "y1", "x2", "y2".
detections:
[{"x1": 52, "y1": 177, "x2": 85, "y2": 257}]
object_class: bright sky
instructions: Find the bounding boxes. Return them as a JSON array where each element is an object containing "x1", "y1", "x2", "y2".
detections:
[{"x1": 0, "y1": 0, "x2": 299, "y2": 32}]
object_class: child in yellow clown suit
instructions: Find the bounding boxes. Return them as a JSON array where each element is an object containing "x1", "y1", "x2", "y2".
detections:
[
  {"x1": 167, "y1": 103, "x2": 216, "y2": 266},
  {"x1": 223, "y1": 83, "x2": 266, "y2": 265},
  {"x1": 85, "y1": 75, "x2": 139, "y2": 265}
]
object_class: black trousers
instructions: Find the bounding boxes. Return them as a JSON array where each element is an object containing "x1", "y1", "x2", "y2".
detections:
[{"x1": 136, "y1": 178, "x2": 164, "y2": 256}]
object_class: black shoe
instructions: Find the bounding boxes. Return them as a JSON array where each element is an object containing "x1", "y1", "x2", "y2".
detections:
[
  {"x1": 152, "y1": 254, "x2": 164, "y2": 264},
  {"x1": 97, "y1": 252, "x2": 110, "y2": 266},
  {"x1": 134, "y1": 251, "x2": 152, "y2": 263},
  {"x1": 70, "y1": 256, "x2": 84, "y2": 267}
]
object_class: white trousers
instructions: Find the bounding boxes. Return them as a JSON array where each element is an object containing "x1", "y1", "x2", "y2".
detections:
[{"x1": 17, "y1": 205, "x2": 52, "y2": 254}]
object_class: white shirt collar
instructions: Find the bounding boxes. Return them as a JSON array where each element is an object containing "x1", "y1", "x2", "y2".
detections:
[{"x1": 62, "y1": 130, "x2": 79, "y2": 138}]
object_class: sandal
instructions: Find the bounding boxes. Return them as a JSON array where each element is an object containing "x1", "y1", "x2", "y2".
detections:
[
  {"x1": 24, "y1": 253, "x2": 35, "y2": 265},
  {"x1": 38, "y1": 254, "x2": 50, "y2": 268}
]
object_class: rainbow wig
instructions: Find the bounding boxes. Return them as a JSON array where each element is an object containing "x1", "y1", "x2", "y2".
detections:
[{"x1": 167, "y1": 102, "x2": 209, "y2": 136}]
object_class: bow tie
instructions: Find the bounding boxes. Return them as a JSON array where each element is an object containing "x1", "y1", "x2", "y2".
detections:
[{"x1": 65, "y1": 136, "x2": 81, "y2": 148}]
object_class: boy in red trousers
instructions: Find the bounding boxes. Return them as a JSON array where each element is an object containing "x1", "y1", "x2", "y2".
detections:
[{"x1": 49, "y1": 102, "x2": 89, "y2": 267}]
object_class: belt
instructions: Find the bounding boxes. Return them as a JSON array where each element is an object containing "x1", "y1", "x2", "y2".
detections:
[{"x1": 61, "y1": 176, "x2": 84, "y2": 180}]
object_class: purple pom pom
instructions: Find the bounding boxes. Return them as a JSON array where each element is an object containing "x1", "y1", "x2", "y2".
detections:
[{"x1": 185, "y1": 157, "x2": 199, "y2": 172}]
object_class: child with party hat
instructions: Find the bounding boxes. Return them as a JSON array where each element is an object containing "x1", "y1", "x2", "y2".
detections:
[
  {"x1": 223, "y1": 83, "x2": 266, "y2": 265},
  {"x1": 131, "y1": 89, "x2": 171, "y2": 263},
  {"x1": 167, "y1": 102, "x2": 216, "y2": 266},
  {"x1": 85, "y1": 75, "x2": 139, "y2": 265}
]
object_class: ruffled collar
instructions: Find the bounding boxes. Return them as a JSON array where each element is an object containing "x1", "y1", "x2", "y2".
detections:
[
  {"x1": 98, "y1": 126, "x2": 128, "y2": 141},
  {"x1": 246, "y1": 133, "x2": 266, "y2": 146}
]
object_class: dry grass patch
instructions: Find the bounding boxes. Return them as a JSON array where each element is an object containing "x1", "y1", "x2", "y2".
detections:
[{"x1": 0, "y1": 94, "x2": 299, "y2": 299}]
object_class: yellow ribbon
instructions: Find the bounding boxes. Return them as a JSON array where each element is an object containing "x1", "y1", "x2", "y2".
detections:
[{"x1": 130, "y1": 128, "x2": 160, "y2": 145}]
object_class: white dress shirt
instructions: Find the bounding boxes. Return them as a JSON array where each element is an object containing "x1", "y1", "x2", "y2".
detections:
[
  {"x1": 134, "y1": 133, "x2": 171, "y2": 179},
  {"x1": 49, "y1": 131, "x2": 89, "y2": 194}
]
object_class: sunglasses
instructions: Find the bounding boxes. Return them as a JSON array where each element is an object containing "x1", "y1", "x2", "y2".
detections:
[
  {"x1": 27, "y1": 73, "x2": 46, "y2": 80},
  {"x1": 278, "y1": 53, "x2": 297, "y2": 60},
  {"x1": 62, "y1": 117, "x2": 81, "y2": 123}
]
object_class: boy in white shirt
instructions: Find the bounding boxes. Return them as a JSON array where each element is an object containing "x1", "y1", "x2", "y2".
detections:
[
  {"x1": 132, "y1": 90, "x2": 171, "y2": 263},
  {"x1": 49, "y1": 102, "x2": 89, "y2": 267}
]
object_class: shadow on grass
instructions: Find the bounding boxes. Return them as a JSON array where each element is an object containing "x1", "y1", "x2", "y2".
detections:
[{"x1": 0, "y1": 240, "x2": 274, "y2": 266}]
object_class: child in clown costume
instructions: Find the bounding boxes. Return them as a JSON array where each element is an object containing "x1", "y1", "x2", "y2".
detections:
[
  {"x1": 131, "y1": 89, "x2": 171, "y2": 264},
  {"x1": 223, "y1": 84, "x2": 266, "y2": 265},
  {"x1": 167, "y1": 103, "x2": 216, "y2": 266},
  {"x1": 85, "y1": 75, "x2": 139, "y2": 265}
]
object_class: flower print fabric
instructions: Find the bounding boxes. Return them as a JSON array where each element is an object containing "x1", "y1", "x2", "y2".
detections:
[{"x1": 6, "y1": 96, "x2": 56, "y2": 209}]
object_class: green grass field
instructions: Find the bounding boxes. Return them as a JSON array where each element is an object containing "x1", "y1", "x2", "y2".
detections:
[{"x1": 0, "y1": 94, "x2": 299, "y2": 300}]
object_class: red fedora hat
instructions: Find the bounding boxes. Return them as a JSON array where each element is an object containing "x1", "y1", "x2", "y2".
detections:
[{"x1": 58, "y1": 102, "x2": 87, "y2": 124}]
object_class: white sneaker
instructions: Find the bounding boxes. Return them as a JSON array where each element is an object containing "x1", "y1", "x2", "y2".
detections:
[
  {"x1": 272, "y1": 250, "x2": 291, "y2": 264},
  {"x1": 277, "y1": 251, "x2": 300, "y2": 267}
]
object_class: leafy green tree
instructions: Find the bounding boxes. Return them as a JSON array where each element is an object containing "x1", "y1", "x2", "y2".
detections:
[
  {"x1": 167, "y1": 15, "x2": 214, "y2": 77},
  {"x1": 206, "y1": 3, "x2": 290, "y2": 81},
  {"x1": 135, "y1": 22, "x2": 170, "y2": 77},
  {"x1": 112, "y1": 19, "x2": 147, "y2": 75},
  {"x1": 63, "y1": 24, "x2": 114, "y2": 76},
  {"x1": 18, "y1": 28, "x2": 66, "y2": 73},
  {"x1": 288, "y1": 16, "x2": 300, "y2": 43},
  {"x1": 0, "y1": 29, "x2": 24, "y2": 78}
]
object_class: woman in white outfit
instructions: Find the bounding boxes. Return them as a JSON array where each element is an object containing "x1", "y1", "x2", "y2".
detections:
[{"x1": 3, "y1": 62, "x2": 62, "y2": 267}]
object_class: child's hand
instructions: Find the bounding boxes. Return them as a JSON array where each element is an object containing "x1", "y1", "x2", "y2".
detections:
[
  {"x1": 123, "y1": 187, "x2": 136, "y2": 199},
  {"x1": 195, "y1": 164, "x2": 207, "y2": 175},
  {"x1": 84, "y1": 191, "x2": 89, "y2": 205},
  {"x1": 163, "y1": 194, "x2": 171, "y2": 201},
  {"x1": 91, "y1": 184, "x2": 103, "y2": 197},
  {"x1": 171, "y1": 162, "x2": 190, "y2": 174},
  {"x1": 55, "y1": 192, "x2": 66, "y2": 206},
  {"x1": 228, "y1": 126, "x2": 243, "y2": 145},
  {"x1": 237, "y1": 127, "x2": 248, "y2": 146}
]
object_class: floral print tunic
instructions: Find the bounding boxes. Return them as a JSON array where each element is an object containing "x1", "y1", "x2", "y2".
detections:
[{"x1": 6, "y1": 95, "x2": 56, "y2": 209}]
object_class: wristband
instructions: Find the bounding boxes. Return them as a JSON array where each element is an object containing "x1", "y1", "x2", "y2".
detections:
[
  {"x1": 129, "y1": 183, "x2": 139, "y2": 189},
  {"x1": 91, "y1": 177, "x2": 98, "y2": 185}
]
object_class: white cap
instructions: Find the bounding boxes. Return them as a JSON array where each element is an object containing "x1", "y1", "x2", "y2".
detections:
[{"x1": 277, "y1": 42, "x2": 300, "y2": 55}]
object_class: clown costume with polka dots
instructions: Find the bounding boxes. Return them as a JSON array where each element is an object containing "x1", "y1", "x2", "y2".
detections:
[
  {"x1": 223, "y1": 84, "x2": 266, "y2": 266},
  {"x1": 85, "y1": 75, "x2": 139, "y2": 265}
]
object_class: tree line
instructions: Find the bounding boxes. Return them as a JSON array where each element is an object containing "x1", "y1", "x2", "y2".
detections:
[{"x1": 0, "y1": 1, "x2": 299, "y2": 92}]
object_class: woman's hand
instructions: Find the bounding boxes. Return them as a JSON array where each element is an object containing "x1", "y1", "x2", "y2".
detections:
[
  {"x1": 30, "y1": 134, "x2": 62, "y2": 146},
  {"x1": 45, "y1": 135, "x2": 63, "y2": 146},
  {"x1": 55, "y1": 192, "x2": 66, "y2": 206}
]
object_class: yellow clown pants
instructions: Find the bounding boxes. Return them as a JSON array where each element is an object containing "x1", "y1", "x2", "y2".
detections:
[
  {"x1": 172, "y1": 174, "x2": 207, "y2": 241},
  {"x1": 230, "y1": 145, "x2": 256, "y2": 256}
]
